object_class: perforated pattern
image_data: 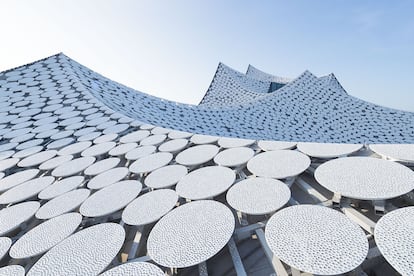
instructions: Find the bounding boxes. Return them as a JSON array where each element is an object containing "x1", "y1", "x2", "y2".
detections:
[
  {"x1": 9, "y1": 213, "x2": 82, "y2": 259},
  {"x1": 27, "y1": 223, "x2": 125, "y2": 276},
  {"x1": 297, "y1": 142, "x2": 362, "y2": 158},
  {"x1": 227, "y1": 177, "x2": 291, "y2": 215},
  {"x1": 315, "y1": 157, "x2": 414, "y2": 200},
  {"x1": 0, "y1": 265, "x2": 25, "y2": 276},
  {"x1": 0, "y1": 237, "x2": 12, "y2": 261},
  {"x1": 80, "y1": 180, "x2": 141, "y2": 217},
  {"x1": 375, "y1": 207, "x2": 414, "y2": 275},
  {"x1": 247, "y1": 150, "x2": 310, "y2": 178},
  {"x1": 147, "y1": 200, "x2": 235, "y2": 268},
  {"x1": 265, "y1": 205, "x2": 368, "y2": 275},
  {"x1": 176, "y1": 166, "x2": 235, "y2": 200},
  {"x1": 35, "y1": 189, "x2": 90, "y2": 220},
  {"x1": 101, "y1": 262, "x2": 165, "y2": 276},
  {"x1": 369, "y1": 144, "x2": 414, "y2": 163},
  {"x1": 122, "y1": 189, "x2": 178, "y2": 226},
  {"x1": 0, "y1": 201, "x2": 40, "y2": 235},
  {"x1": 0, "y1": 53, "x2": 412, "y2": 275}
]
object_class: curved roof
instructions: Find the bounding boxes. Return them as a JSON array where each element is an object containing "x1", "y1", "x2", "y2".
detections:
[
  {"x1": 1, "y1": 53, "x2": 413, "y2": 143},
  {"x1": 199, "y1": 63, "x2": 270, "y2": 106},
  {"x1": 246, "y1": 64, "x2": 292, "y2": 84},
  {"x1": 0, "y1": 53, "x2": 413, "y2": 275}
]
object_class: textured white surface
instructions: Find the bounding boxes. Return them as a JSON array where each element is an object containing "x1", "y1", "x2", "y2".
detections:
[
  {"x1": 109, "y1": 142, "x2": 137, "y2": 156},
  {"x1": 94, "y1": 133, "x2": 118, "y2": 143},
  {"x1": 10, "y1": 213, "x2": 82, "y2": 259},
  {"x1": 158, "y1": 138, "x2": 188, "y2": 152},
  {"x1": 176, "y1": 166, "x2": 235, "y2": 200},
  {"x1": 297, "y1": 142, "x2": 362, "y2": 158},
  {"x1": 51, "y1": 156, "x2": 95, "y2": 177},
  {"x1": 151, "y1": 126, "x2": 170, "y2": 135},
  {"x1": 13, "y1": 144, "x2": 43, "y2": 155},
  {"x1": 101, "y1": 262, "x2": 164, "y2": 276},
  {"x1": 36, "y1": 189, "x2": 90, "y2": 219},
  {"x1": 175, "y1": 145, "x2": 219, "y2": 166},
  {"x1": 144, "y1": 165, "x2": 188, "y2": 189},
  {"x1": 27, "y1": 223, "x2": 125, "y2": 276},
  {"x1": 46, "y1": 138, "x2": 74, "y2": 150},
  {"x1": 0, "y1": 237, "x2": 12, "y2": 261},
  {"x1": 80, "y1": 180, "x2": 142, "y2": 217},
  {"x1": 0, "y1": 176, "x2": 54, "y2": 204},
  {"x1": 39, "y1": 154, "x2": 73, "y2": 170},
  {"x1": 119, "y1": 130, "x2": 149, "y2": 143},
  {"x1": 214, "y1": 147, "x2": 254, "y2": 167},
  {"x1": 116, "y1": 122, "x2": 133, "y2": 130},
  {"x1": 147, "y1": 200, "x2": 235, "y2": 268},
  {"x1": 257, "y1": 140, "x2": 296, "y2": 151},
  {"x1": 87, "y1": 167, "x2": 129, "y2": 189},
  {"x1": 168, "y1": 130, "x2": 193, "y2": 139},
  {"x1": 0, "y1": 201, "x2": 40, "y2": 235},
  {"x1": 125, "y1": 145, "x2": 156, "y2": 160},
  {"x1": 122, "y1": 189, "x2": 178, "y2": 226},
  {"x1": 84, "y1": 157, "x2": 120, "y2": 175},
  {"x1": 78, "y1": 132, "x2": 101, "y2": 142},
  {"x1": 14, "y1": 145, "x2": 43, "y2": 157},
  {"x1": 38, "y1": 176, "x2": 84, "y2": 199},
  {"x1": 1, "y1": 52, "x2": 414, "y2": 275},
  {"x1": 226, "y1": 177, "x2": 290, "y2": 215},
  {"x1": 247, "y1": 150, "x2": 310, "y2": 178},
  {"x1": 246, "y1": 64, "x2": 292, "y2": 83},
  {"x1": 81, "y1": 142, "x2": 116, "y2": 157},
  {"x1": 375, "y1": 207, "x2": 414, "y2": 275},
  {"x1": 0, "y1": 144, "x2": 17, "y2": 154},
  {"x1": 369, "y1": 144, "x2": 414, "y2": 163},
  {"x1": 139, "y1": 134, "x2": 166, "y2": 146},
  {"x1": 190, "y1": 134, "x2": 218, "y2": 144},
  {"x1": 0, "y1": 152, "x2": 13, "y2": 162},
  {"x1": 265, "y1": 205, "x2": 368, "y2": 275},
  {"x1": 139, "y1": 124, "x2": 155, "y2": 130},
  {"x1": 0, "y1": 168, "x2": 39, "y2": 192},
  {"x1": 0, "y1": 265, "x2": 25, "y2": 276},
  {"x1": 73, "y1": 55, "x2": 414, "y2": 143},
  {"x1": 0, "y1": 158, "x2": 19, "y2": 171},
  {"x1": 217, "y1": 137, "x2": 255, "y2": 148},
  {"x1": 200, "y1": 63, "x2": 274, "y2": 106},
  {"x1": 58, "y1": 141, "x2": 92, "y2": 156},
  {"x1": 18, "y1": 150, "x2": 57, "y2": 167},
  {"x1": 129, "y1": 152, "x2": 172, "y2": 174},
  {"x1": 315, "y1": 157, "x2": 414, "y2": 200}
]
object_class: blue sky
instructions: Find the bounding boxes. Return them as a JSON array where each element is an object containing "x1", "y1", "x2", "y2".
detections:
[{"x1": 1, "y1": 0, "x2": 413, "y2": 111}]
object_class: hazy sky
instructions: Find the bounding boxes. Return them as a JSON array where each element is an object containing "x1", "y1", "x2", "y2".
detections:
[{"x1": 1, "y1": 0, "x2": 413, "y2": 111}]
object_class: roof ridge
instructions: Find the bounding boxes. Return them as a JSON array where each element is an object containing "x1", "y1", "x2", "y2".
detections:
[{"x1": 0, "y1": 52, "x2": 63, "y2": 76}]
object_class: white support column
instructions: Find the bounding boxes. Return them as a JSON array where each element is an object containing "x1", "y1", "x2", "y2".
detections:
[
  {"x1": 234, "y1": 221, "x2": 266, "y2": 241},
  {"x1": 332, "y1": 192, "x2": 342, "y2": 205},
  {"x1": 198, "y1": 261, "x2": 208, "y2": 276},
  {"x1": 288, "y1": 198, "x2": 300, "y2": 206},
  {"x1": 295, "y1": 177, "x2": 331, "y2": 206},
  {"x1": 255, "y1": 229, "x2": 289, "y2": 276},
  {"x1": 127, "y1": 225, "x2": 145, "y2": 261},
  {"x1": 341, "y1": 206, "x2": 376, "y2": 235},
  {"x1": 373, "y1": 200, "x2": 385, "y2": 213},
  {"x1": 227, "y1": 238, "x2": 247, "y2": 276},
  {"x1": 236, "y1": 211, "x2": 248, "y2": 226},
  {"x1": 291, "y1": 267, "x2": 301, "y2": 276}
]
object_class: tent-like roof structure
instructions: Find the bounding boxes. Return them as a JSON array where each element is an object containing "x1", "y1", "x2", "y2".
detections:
[
  {"x1": 2, "y1": 53, "x2": 411, "y2": 143},
  {"x1": 0, "y1": 54, "x2": 413, "y2": 276}
]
